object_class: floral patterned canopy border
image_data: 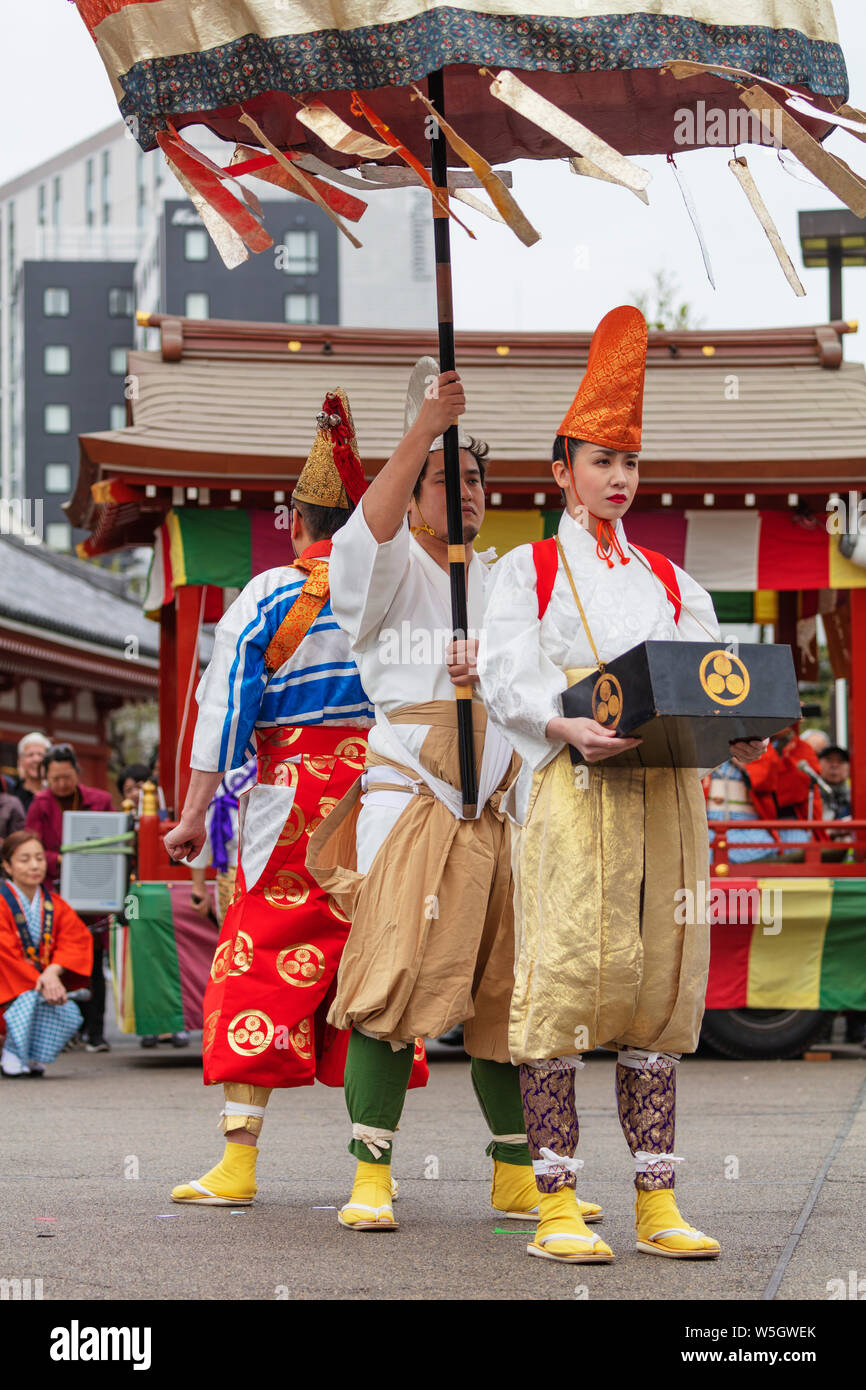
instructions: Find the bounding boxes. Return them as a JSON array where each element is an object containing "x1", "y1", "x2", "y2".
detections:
[{"x1": 75, "y1": 3, "x2": 849, "y2": 155}]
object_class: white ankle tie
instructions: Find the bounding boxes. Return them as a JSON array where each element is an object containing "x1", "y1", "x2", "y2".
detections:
[
  {"x1": 533, "y1": 1147, "x2": 584, "y2": 1177},
  {"x1": 618, "y1": 1048, "x2": 681, "y2": 1070},
  {"x1": 218, "y1": 1101, "x2": 266, "y2": 1130},
  {"x1": 634, "y1": 1151, "x2": 684, "y2": 1172},
  {"x1": 352, "y1": 1124, "x2": 395, "y2": 1160}
]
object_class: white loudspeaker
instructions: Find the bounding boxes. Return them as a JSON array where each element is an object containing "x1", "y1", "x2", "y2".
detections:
[{"x1": 59, "y1": 812, "x2": 130, "y2": 913}]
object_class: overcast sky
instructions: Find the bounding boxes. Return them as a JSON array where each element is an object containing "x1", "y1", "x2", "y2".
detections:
[{"x1": 2, "y1": 2, "x2": 865, "y2": 360}]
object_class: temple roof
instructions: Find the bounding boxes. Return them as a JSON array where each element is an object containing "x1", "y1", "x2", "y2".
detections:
[{"x1": 69, "y1": 316, "x2": 866, "y2": 553}]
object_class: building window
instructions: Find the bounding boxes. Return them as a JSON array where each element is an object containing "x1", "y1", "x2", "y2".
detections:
[
  {"x1": 101, "y1": 148, "x2": 111, "y2": 224},
  {"x1": 45, "y1": 463, "x2": 72, "y2": 494},
  {"x1": 280, "y1": 228, "x2": 319, "y2": 275},
  {"x1": 108, "y1": 287, "x2": 134, "y2": 317},
  {"x1": 85, "y1": 157, "x2": 95, "y2": 227},
  {"x1": 109, "y1": 404, "x2": 127, "y2": 430},
  {"x1": 52, "y1": 175, "x2": 62, "y2": 229},
  {"x1": 44, "y1": 404, "x2": 71, "y2": 434},
  {"x1": 284, "y1": 292, "x2": 319, "y2": 324},
  {"x1": 184, "y1": 291, "x2": 210, "y2": 319},
  {"x1": 43, "y1": 287, "x2": 70, "y2": 316},
  {"x1": 46, "y1": 521, "x2": 72, "y2": 552},
  {"x1": 37, "y1": 184, "x2": 47, "y2": 227},
  {"x1": 184, "y1": 229, "x2": 209, "y2": 262},
  {"x1": 109, "y1": 346, "x2": 127, "y2": 375},
  {"x1": 7, "y1": 200, "x2": 14, "y2": 281},
  {"x1": 43, "y1": 345, "x2": 71, "y2": 375}
]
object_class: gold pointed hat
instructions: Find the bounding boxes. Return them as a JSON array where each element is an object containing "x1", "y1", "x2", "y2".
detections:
[
  {"x1": 294, "y1": 388, "x2": 367, "y2": 509},
  {"x1": 558, "y1": 306, "x2": 648, "y2": 452}
]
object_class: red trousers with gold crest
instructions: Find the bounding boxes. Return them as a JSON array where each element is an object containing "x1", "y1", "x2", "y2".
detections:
[{"x1": 202, "y1": 726, "x2": 429, "y2": 1091}]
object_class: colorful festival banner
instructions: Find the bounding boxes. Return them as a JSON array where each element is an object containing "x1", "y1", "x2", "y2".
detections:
[
  {"x1": 144, "y1": 508, "x2": 293, "y2": 609},
  {"x1": 110, "y1": 882, "x2": 220, "y2": 1035},
  {"x1": 705, "y1": 878, "x2": 866, "y2": 1011}
]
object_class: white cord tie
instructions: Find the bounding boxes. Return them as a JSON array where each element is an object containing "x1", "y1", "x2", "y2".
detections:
[
  {"x1": 533, "y1": 1147, "x2": 585, "y2": 1177},
  {"x1": 618, "y1": 1048, "x2": 681, "y2": 1070},
  {"x1": 634, "y1": 1151, "x2": 685, "y2": 1171},
  {"x1": 352, "y1": 1124, "x2": 395, "y2": 1160}
]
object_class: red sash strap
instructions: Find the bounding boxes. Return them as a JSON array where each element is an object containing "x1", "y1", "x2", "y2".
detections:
[
  {"x1": 531, "y1": 538, "x2": 558, "y2": 620},
  {"x1": 631, "y1": 545, "x2": 682, "y2": 625},
  {"x1": 531, "y1": 536, "x2": 681, "y2": 624}
]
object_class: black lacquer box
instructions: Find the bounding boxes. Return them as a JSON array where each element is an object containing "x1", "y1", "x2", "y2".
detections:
[{"x1": 560, "y1": 641, "x2": 800, "y2": 768}]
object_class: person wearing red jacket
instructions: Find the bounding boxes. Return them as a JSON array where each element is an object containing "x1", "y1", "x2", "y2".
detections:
[
  {"x1": 744, "y1": 724, "x2": 822, "y2": 821},
  {"x1": 25, "y1": 745, "x2": 112, "y2": 1052}
]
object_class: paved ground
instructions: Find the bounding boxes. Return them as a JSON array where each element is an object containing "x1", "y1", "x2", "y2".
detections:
[{"x1": 2, "y1": 1015, "x2": 865, "y2": 1302}]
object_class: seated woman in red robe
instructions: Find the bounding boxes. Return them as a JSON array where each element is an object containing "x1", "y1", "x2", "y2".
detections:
[{"x1": 0, "y1": 830, "x2": 93, "y2": 1077}]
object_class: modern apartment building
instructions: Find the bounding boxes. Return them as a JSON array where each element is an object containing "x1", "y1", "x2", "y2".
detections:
[{"x1": 0, "y1": 120, "x2": 434, "y2": 550}]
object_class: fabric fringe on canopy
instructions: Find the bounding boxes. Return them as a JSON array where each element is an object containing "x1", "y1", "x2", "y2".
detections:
[
  {"x1": 484, "y1": 68, "x2": 652, "y2": 198},
  {"x1": 409, "y1": 84, "x2": 539, "y2": 246},
  {"x1": 569, "y1": 155, "x2": 650, "y2": 205},
  {"x1": 228, "y1": 145, "x2": 369, "y2": 222},
  {"x1": 238, "y1": 110, "x2": 364, "y2": 248},
  {"x1": 728, "y1": 157, "x2": 805, "y2": 297},
  {"x1": 348, "y1": 92, "x2": 474, "y2": 237}
]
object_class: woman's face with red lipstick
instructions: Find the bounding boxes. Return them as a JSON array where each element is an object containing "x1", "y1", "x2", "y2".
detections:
[{"x1": 552, "y1": 440, "x2": 639, "y2": 523}]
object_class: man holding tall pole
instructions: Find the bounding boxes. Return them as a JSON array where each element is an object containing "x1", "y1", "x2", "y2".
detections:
[{"x1": 308, "y1": 359, "x2": 604, "y2": 1233}]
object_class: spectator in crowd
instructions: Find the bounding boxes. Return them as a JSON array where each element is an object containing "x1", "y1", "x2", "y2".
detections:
[
  {"x1": 706, "y1": 724, "x2": 824, "y2": 864},
  {"x1": 8, "y1": 732, "x2": 50, "y2": 814},
  {"x1": 117, "y1": 764, "x2": 167, "y2": 817},
  {"x1": 0, "y1": 830, "x2": 92, "y2": 1077},
  {"x1": 117, "y1": 763, "x2": 151, "y2": 808},
  {"x1": 818, "y1": 745, "x2": 851, "y2": 820},
  {"x1": 26, "y1": 745, "x2": 113, "y2": 1053},
  {"x1": 26, "y1": 745, "x2": 113, "y2": 887},
  {"x1": 0, "y1": 779, "x2": 25, "y2": 856}
]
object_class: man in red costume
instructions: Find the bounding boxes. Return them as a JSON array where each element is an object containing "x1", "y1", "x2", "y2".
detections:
[{"x1": 166, "y1": 390, "x2": 426, "y2": 1206}]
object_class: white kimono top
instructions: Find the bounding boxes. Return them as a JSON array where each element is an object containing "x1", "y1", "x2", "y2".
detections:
[
  {"x1": 478, "y1": 510, "x2": 721, "y2": 824},
  {"x1": 329, "y1": 505, "x2": 513, "y2": 833}
]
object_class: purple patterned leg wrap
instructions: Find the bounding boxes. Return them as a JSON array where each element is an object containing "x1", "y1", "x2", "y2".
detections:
[
  {"x1": 616, "y1": 1055, "x2": 677, "y2": 1191},
  {"x1": 519, "y1": 1062, "x2": 580, "y2": 1194}
]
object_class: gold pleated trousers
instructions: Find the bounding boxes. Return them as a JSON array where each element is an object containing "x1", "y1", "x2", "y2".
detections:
[{"x1": 509, "y1": 744, "x2": 710, "y2": 1065}]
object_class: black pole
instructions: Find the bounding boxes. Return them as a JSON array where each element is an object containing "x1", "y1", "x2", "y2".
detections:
[
  {"x1": 428, "y1": 66, "x2": 478, "y2": 817},
  {"x1": 828, "y1": 242, "x2": 843, "y2": 322}
]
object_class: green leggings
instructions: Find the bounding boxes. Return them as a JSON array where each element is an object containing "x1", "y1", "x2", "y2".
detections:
[{"x1": 344, "y1": 1029, "x2": 530, "y2": 1166}]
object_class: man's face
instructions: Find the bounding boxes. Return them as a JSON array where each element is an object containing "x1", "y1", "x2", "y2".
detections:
[
  {"x1": 409, "y1": 448, "x2": 485, "y2": 543},
  {"x1": 552, "y1": 441, "x2": 639, "y2": 521},
  {"x1": 45, "y1": 760, "x2": 78, "y2": 798},
  {"x1": 19, "y1": 743, "x2": 46, "y2": 781},
  {"x1": 820, "y1": 753, "x2": 849, "y2": 786}
]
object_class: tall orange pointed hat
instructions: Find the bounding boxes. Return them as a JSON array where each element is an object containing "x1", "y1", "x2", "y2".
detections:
[{"x1": 558, "y1": 305, "x2": 648, "y2": 452}]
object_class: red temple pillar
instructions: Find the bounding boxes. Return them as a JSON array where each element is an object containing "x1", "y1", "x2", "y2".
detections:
[
  {"x1": 850, "y1": 589, "x2": 866, "y2": 822},
  {"x1": 157, "y1": 585, "x2": 203, "y2": 818},
  {"x1": 174, "y1": 584, "x2": 203, "y2": 818}
]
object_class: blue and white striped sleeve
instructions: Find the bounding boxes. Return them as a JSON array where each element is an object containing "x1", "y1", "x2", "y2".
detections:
[{"x1": 190, "y1": 570, "x2": 300, "y2": 772}]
